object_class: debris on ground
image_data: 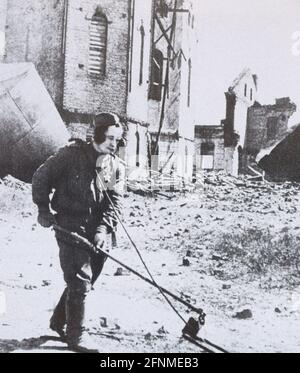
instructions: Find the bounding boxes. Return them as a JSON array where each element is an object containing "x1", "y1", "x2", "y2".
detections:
[
  {"x1": 0, "y1": 173, "x2": 300, "y2": 353},
  {"x1": 233, "y1": 309, "x2": 253, "y2": 320}
]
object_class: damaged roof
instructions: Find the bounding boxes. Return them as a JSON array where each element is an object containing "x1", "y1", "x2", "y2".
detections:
[{"x1": 229, "y1": 68, "x2": 258, "y2": 92}]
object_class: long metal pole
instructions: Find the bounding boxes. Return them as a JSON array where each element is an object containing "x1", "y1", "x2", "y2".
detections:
[{"x1": 53, "y1": 224, "x2": 204, "y2": 316}]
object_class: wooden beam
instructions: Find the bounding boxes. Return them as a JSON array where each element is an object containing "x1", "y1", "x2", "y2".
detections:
[
  {"x1": 168, "y1": 8, "x2": 190, "y2": 13},
  {"x1": 154, "y1": 13, "x2": 176, "y2": 55},
  {"x1": 154, "y1": 25, "x2": 172, "y2": 45}
]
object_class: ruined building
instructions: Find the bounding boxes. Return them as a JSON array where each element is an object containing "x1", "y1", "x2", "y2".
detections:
[
  {"x1": 0, "y1": 0, "x2": 197, "y2": 181},
  {"x1": 1, "y1": 0, "x2": 129, "y2": 114},
  {"x1": 223, "y1": 69, "x2": 258, "y2": 175},
  {"x1": 245, "y1": 98, "x2": 297, "y2": 158},
  {"x1": 194, "y1": 125, "x2": 225, "y2": 172},
  {"x1": 195, "y1": 69, "x2": 257, "y2": 175},
  {"x1": 128, "y1": 0, "x2": 196, "y2": 180},
  {"x1": 194, "y1": 69, "x2": 296, "y2": 176}
]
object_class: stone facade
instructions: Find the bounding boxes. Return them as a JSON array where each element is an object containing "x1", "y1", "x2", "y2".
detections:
[
  {"x1": 63, "y1": 0, "x2": 129, "y2": 115},
  {"x1": 195, "y1": 69, "x2": 258, "y2": 176},
  {"x1": 224, "y1": 69, "x2": 257, "y2": 147},
  {"x1": 127, "y1": 0, "x2": 152, "y2": 124},
  {"x1": 126, "y1": 120, "x2": 149, "y2": 171},
  {"x1": 2, "y1": 0, "x2": 197, "y2": 182},
  {"x1": 194, "y1": 126, "x2": 225, "y2": 172},
  {"x1": 126, "y1": 0, "x2": 153, "y2": 176},
  {"x1": 223, "y1": 69, "x2": 258, "y2": 175},
  {"x1": 245, "y1": 98, "x2": 297, "y2": 156},
  {"x1": 2, "y1": 0, "x2": 129, "y2": 116},
  {"x1": 3, "y1": 0, "x2": 66, "y2": 107}
]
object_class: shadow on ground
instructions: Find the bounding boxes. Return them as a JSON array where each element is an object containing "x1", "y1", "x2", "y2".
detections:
[{"x1": 0, "y1": 336, "x2": 70, "y2": 353}]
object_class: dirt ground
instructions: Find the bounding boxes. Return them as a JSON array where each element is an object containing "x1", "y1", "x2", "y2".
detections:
[{"x1": 0, "y1": 175, "x2": 300, "y2": 353}]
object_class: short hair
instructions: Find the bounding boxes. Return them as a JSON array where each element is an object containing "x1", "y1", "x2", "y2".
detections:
[{"x1": 93, "y1": 113, "x2": 127, "y2": 145}]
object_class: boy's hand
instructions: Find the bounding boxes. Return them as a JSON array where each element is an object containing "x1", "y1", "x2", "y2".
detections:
[
  {"x1": 38, "y1": 210, "x2": 56, "y2": 228},
  {"x1": 94, "y1": 233, "x2": 106, "y2": 252}
]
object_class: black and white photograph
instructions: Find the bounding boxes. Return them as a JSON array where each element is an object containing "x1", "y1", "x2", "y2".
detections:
[{"x1": 0, "y1": 0, "x2": 300, "y2": 355}]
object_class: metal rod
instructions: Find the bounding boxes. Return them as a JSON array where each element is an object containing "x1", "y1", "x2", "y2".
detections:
[
  {"x1": 53, "y1": 224, "x2": 204, "y2": 315},
  {"x1": 183, "y1": 335, "x2": 229, "y2": 354}
]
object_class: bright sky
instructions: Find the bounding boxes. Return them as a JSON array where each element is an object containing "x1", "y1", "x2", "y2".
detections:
[{"x1": 192, "y1": 0, "x2": 300, "y2": 126}]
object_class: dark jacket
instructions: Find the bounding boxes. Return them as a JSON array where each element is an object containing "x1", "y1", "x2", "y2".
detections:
[{"x1": 32, "y1": 141, "x2": 125, "y2": 234}]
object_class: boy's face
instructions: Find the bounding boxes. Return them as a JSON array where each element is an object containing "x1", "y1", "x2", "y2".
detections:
[{"x1": 93, "y1": 125, "x2": 123, "y2": 154}]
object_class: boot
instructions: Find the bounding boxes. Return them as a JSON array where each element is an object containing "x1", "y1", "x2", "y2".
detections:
[
  {"x1": 67, "y1": 331, "x2": 100, "y2": 353},
  {"x1": 65, "y1": 286, "x2": 99, "y2": 353},
  {"x1": 50, "y1": 318, "x2": 66, "y2": 341},
  {"x1": 49, "y1": 289, "x2": 67, "y2": 340}
]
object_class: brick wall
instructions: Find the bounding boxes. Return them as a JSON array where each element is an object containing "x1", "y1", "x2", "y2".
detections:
[
  {"x1": 63, "y1": 0, "x2": 129, "y2": 116},
  {"x1": 4, "y1": 0, "x2": 66, "y2": 106},
  {"x1": 4, "y1": 0, "x2": 130, "y2": 115}
]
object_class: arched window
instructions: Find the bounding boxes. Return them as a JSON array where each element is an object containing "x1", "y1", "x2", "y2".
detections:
[
  {"x1": 88, "y1": 12, "x2": 108, "y2": 77},
  {"x1": 149, "y1": 49, "x2": 164, "y2": 101}
]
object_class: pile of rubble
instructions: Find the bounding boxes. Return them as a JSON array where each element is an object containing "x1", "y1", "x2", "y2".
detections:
[
  {"x1": 127, "y1": 169, "x2": 195, "y2": 196},
  {"x1": 0, "y1": 175, "x2": 31, "y2": 191},
  {"x1": 0, "y1": 175, "x2": 33, "y2": 216},
  {"x1": 126, "y1": 169, "x2": 300, "y2": 217},
  {"x1": 200, "y1": 171, "x2": 300, "y2": 215}
]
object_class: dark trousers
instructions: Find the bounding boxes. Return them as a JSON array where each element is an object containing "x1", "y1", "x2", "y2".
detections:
[{"x1": 50, "y1": 215, "x2": 106, "y2": 342}]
